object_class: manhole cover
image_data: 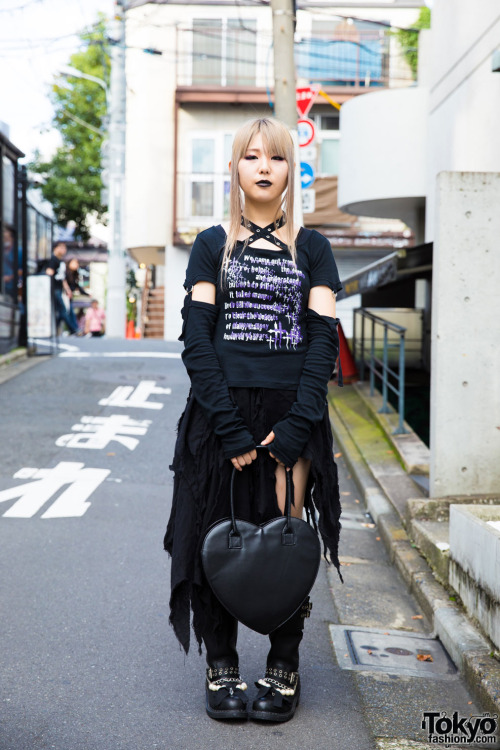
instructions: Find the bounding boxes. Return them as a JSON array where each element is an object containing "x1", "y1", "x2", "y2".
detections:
[{"x1": 330, "y1": 625, "x2": 457, "y2": 679}]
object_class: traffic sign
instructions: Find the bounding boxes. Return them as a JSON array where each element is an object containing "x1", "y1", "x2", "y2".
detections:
[
  {"x1": 298, "y1": 118, "x2": 315, "y2": 148},
  {"x1": 302, "y1": 189, "x2": 316, "y2": 214},
  {"x1": 301, "y1": 145, "x2": 317, "y2": 163},
  {"x1": 300, "y1": 162, "x2": 315, "y2": 190},
  {"x1": 296, "y1": 85, "x2": 320, "y2": 118}
]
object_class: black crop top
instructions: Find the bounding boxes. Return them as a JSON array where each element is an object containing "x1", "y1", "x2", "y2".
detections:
[{"x1": 184, "y1": 224, "x2": 342, "y2": 389}]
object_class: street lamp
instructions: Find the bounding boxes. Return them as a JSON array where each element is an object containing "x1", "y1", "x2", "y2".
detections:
[{"x1": 58, "y1": 65, "x2": 109, "y2": 104}]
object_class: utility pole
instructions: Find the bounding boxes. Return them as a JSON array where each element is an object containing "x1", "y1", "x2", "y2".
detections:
[
  {"x1": 270, "y1": 0, "x2": 302, "y2": 225},
  {"x1": 106, "y1": 0, "x2": 127, "y2": 338}
]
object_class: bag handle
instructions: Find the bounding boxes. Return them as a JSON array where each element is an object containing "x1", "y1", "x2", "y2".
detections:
[{"x1": 228, "y1": 445, "x2": 295, "y2": 549}]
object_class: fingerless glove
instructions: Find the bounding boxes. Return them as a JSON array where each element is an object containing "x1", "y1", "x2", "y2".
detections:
[
  {"x1": 271, "y1": 310, "x2": 341, "y2": 467},
  {"x1": 180, "y1": 296, "x2": 256, "y2": 459}
]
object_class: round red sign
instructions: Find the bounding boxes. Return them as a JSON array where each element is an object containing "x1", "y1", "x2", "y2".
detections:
[{"x1": 298, "y1": 118, "x2": 315, "y2": 148}]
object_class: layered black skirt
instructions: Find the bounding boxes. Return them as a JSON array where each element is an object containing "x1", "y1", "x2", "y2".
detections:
[{"x1": 164, "y1": 387, "x2": 342, "y2": 655}]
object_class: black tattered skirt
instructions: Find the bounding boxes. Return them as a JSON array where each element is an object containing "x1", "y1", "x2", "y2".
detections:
[{"x1": 163, "y1": 387, "x2": 342, "y2": 656}]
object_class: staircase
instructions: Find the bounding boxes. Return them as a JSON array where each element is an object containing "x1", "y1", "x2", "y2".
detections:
[{"x1": 142, "y1": 286, "x2": 164, "y2": 339}]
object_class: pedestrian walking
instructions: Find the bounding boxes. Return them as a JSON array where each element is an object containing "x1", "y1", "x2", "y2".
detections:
[
  {"x1": 66, "y1": 257, "x2": 90, "y2": 333},
  {"x1": 45, "y1": 242, "x2": 78, "y2": 335},
  {"x1": 164, "y1": 117, "x2": 343, "y2": 723}
]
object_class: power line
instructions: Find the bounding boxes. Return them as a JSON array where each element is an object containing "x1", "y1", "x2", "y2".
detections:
[{"x1": 0, "y1": 0, "x2": 44, "y2": 12}]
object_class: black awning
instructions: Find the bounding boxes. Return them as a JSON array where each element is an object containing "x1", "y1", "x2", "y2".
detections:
[{"x1": 337, "y1": 243, "x2": 432, "y2": 300}]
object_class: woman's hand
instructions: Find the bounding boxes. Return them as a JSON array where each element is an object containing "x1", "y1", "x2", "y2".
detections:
[
  {"x1": 230, "y1": 448, "x2": 258, "y2": 471},
  {"x1": 260, "y1": 431, "x2": 286, "y2": 468}
]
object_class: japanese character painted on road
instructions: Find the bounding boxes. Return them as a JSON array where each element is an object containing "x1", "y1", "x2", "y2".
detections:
[
  {"x1": 99, "y1": 380, "x2": 172, "y2": 410},
  {"x1": 55, "y1": 415, "x2": 152, "y2": 450},
  {"x1": 0, "y1": 462, "x2": 110, "y2": 518}
]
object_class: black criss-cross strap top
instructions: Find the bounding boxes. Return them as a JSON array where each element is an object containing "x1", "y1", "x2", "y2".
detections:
[{"x1": 240, "y1": 215, "x2": 287, "y2": 251}]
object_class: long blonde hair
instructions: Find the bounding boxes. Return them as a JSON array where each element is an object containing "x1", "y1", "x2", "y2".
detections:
[{"x1": 222, "y1": 118, "x2": 296, "y2": 282}]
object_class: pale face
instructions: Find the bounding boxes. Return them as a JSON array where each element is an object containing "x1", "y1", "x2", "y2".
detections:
[{"x1": 237, "y1": 132, "x2": 289, "y2": 204}]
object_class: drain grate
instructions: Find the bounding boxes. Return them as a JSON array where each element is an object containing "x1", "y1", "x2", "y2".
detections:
[{"x1": 330, "y1": 625, "x2": 457, "y2": 679}]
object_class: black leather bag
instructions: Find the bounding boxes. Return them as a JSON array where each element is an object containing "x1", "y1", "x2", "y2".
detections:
[{"x1": 201, "y1": 446, "x2": 321, "y2": 635}]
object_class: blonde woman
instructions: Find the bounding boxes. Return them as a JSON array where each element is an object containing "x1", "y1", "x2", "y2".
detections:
[{"x1": 164, "y1": 117, "x2": 343, "y2": 722}]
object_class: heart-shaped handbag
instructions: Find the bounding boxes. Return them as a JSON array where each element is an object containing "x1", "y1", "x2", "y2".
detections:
[{"x1": 201, "y1": 446, "x2": 321, "y2": 634}]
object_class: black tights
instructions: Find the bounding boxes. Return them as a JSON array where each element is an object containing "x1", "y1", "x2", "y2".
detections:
[{"x1": 203, "y1": 604, "x2": 305, "y2": 672}]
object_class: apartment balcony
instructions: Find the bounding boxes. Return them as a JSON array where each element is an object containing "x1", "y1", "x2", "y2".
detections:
[{"x1": 175, "y1": 21, "x2": 414, "y2": 104}]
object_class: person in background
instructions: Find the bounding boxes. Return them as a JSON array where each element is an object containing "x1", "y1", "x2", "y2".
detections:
[
  {"x1": 2, "y1": 226, "x2": 15, "y2": 298},
  {"x1": 76, "y1": 308, "x2": 87, "y2": 335},
  {"x1": 66, "y1": 257, "x2": 90, "y2": 334},
  {"x1": 84, "y1": 299, "x2": 106, "y2": 337},
  {"x1": 46, "y1": 242, "x2": 78, "y2": 335}
]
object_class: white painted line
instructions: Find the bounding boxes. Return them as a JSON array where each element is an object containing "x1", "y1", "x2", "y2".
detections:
[
  {"x1": 32, "y1": 339, "x2": 80, "y2": 352},
  {"x1": 59, "y1": 351, "x2": 182, "y2": 359}
]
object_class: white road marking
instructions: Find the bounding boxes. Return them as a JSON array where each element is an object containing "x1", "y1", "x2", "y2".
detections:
[
  {"x1": 99, "y1": 381, "x2": 172, "y2": 409},
  {"x1": 31, "y1": 339, "x2": 80, "y2": 352},
  {"x1": 0, "y1": 462, "x2": 110, "y2": 518},
  {"x1": 55, "y1": 415, "x2": 152, "y2": 450},
  {"x1": 58, "y1": 351, "x2": 182, "y2": 358}
]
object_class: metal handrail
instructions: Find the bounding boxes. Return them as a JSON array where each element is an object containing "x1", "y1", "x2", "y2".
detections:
[{"x1": 354, "y1": 308, "x2": 408, "y2": 435}]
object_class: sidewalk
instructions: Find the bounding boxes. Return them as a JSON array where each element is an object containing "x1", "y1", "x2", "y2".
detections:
[
  {"x1": 0, "y1": 347, "x2": 48, "y2": 386},
  {"x1": 328, "y1": 382, "x2": 500, "y2": 716}
]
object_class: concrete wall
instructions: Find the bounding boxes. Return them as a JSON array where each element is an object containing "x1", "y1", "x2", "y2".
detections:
[
  {"x1": 449, "y1": 505, "x2": 500, "y2": 649},
  {"x1": 425, "y1": 2, "x2": 500, "y2": 240},
  {"x1": 430, "y1": 171, "x2": 500, "y2": 497}
]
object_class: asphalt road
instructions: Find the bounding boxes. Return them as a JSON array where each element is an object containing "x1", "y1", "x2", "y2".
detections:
[{"x1": 0, "y1": 337, "x2": 375, "y2": 750}]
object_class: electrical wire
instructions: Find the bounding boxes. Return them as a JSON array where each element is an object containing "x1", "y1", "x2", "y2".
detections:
[{"x1": 0, "y1": 0, "x2": 44, "y2": 12}]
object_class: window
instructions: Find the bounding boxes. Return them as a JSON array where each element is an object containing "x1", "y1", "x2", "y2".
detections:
[
  {"x1": 226, "y1": 19, "x2": 256, "y2": 86},
  {"x1": 2, "y1": 156, "x2": 15, "y2": 225},
  {"x1": 192, "y1": 19, "x2": 256, "y2": 86},
  {"x1": 192, "y1": 138, "x2": 215, "y2": 173},
  {"x1": 320, "y1": 138, "x2": 340, "y2": 176},
  {"x1": 320, "y1": 115, "x2": 339, "y2": 131},
  {"x1": 187, "y1": 131, "x2": 234, "y2": 222},
  {"x1": 309, "y1": 117, "x2": 340, "y2": 177},
  {"x1": 191, "y1": 182, "x2": 214, "y2": 216},
  {"x1": 296, "y1": 18, "x2": 384, "y2": 87},
  {"x1": 192, "y1": 20, "x2": 222, "y2": 86}
]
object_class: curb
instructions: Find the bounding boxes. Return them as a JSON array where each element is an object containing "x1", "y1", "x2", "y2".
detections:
[
  {"x1": 328, "y1": 393, "x2": 500, "y2": 715},
  {"x1": 0, "y1": 347, "x2": 28, "y2": 369}
]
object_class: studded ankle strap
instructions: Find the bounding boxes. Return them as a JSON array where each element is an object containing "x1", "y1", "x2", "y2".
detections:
[
  {"x1": 207, "y1": 665, "x2": 240, "y2": 681},
  {"x1": 300, "y1": 599, "x2": 313, "y2": 618}
]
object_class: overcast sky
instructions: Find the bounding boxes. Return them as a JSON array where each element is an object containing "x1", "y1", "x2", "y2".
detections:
[{"x1": 0, "y1": 0, "x2": 113, "y2": 160}]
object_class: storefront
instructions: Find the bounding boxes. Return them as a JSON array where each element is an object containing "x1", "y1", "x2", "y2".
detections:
[
  {"x1": 0, "y1": 131, "x2": 24, "y2": 354},
  {"x1": 0, "y1": 132, "x2": 55, "y2": 355}
]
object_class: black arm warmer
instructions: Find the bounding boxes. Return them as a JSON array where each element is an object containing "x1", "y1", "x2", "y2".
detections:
[
  {"x1": 271, "y1": 310, "x2": 341, "y2": 468},
  {"x1": 180, "y1": 296, "x2": 256, "y2": 460}
]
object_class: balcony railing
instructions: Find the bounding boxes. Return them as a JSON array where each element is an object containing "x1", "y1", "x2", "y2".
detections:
[{"x1": 175, "y1": 22, "x2": 414, "y2": 90}]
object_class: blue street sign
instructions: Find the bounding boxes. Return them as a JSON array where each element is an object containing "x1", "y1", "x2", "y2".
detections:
[{"x1": 300, "y1": 161, "x2": 315, "y2": 189}]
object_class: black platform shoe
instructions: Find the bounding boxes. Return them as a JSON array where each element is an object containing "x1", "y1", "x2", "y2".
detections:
[
  {"x1": 249, "y1": 599, "x2": 311, "y2": 723},
  {"x1": 205, "y1": 666, "x2": 248, "y2": 720},
  {"x1": 249, "y1": 666, "x2": 300, "y2": 722}
]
